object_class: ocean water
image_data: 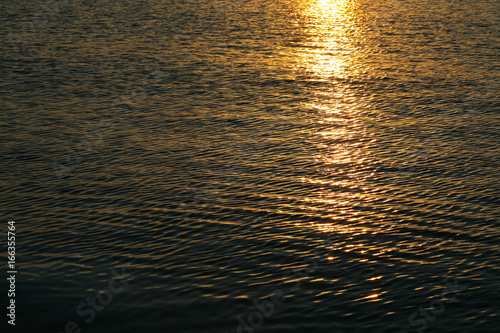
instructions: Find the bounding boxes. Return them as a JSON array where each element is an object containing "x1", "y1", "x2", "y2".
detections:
[{"x1": 1, "y1": 0, "x2": 499, "y2": 332}]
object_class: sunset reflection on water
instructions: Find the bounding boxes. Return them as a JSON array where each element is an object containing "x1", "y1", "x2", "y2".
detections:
[{"x1": 2, "y1": 0, "x2": 499, "y2": 331}]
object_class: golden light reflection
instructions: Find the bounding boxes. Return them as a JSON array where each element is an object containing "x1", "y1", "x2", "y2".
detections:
[
  {"x1": 293, "y1": 0, "x2": 368, "y2": 149},
  {"x1": 291, "y1": 0, "x2": 374, "y2": 239},
  {"x1": 294, "y1": 0, "x2": 364, "y2": 80},
  {"x1": 368, "y1": 276, "x2": 383, "y2": 281}
]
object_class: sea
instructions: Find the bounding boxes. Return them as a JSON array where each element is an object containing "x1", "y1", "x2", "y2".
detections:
[{"x1": 0, "y1": 0, "x2": 499, "y2": 332}]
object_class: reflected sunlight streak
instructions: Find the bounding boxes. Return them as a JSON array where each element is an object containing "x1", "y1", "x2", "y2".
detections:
[
  {"x1": 296, "y1": 0, "x2": 362, "y2": 80},
  {"x1": 296, "y1": 1, "x2": 375, "y2": 242}
]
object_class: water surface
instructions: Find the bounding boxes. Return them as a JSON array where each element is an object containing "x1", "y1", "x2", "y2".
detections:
[{"x1": 1, "y1": 0, "x2": 499, "y2": 332}]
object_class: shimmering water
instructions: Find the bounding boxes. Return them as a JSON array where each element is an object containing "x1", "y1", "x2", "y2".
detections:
[{"x1": 1, "y1": 0, "x2": 499, "y2": 332}]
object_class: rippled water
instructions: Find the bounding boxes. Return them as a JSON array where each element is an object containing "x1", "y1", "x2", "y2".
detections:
[{"x1": 1, "y1": 0, "x2": 499, "y2": 332}]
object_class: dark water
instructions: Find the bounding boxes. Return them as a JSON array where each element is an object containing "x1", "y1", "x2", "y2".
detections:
[{"x1": 1, "y1": 0, "x2": 499, "y2": 332}]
